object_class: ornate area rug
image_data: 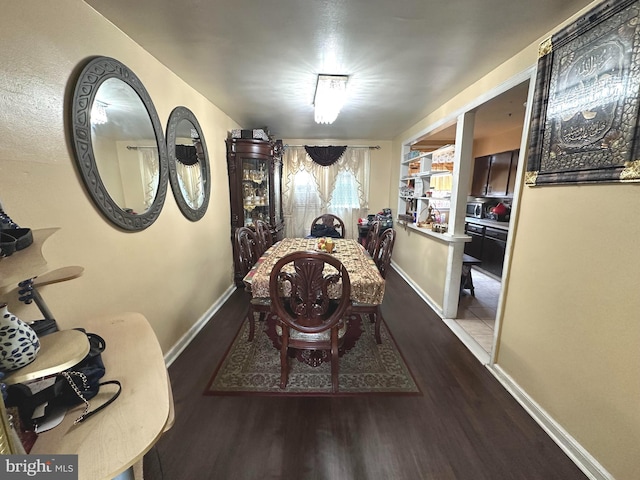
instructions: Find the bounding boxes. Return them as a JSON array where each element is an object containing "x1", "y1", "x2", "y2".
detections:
[{"x1": 204, "y1": 313, "x2": 421, "y2": 396}]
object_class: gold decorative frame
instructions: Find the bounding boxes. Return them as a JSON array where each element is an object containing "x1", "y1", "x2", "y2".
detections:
[
  {"x1": 0, "y1": 395, "x2": 17, "y2": 454},
  {"x1": 526, "y1": 0, "x2": 640, "y2": 185}
]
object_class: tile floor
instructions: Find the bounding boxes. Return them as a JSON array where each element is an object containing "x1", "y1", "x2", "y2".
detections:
[{"x1": 456, "y1": 268, "x2": 501, "y2": 353}]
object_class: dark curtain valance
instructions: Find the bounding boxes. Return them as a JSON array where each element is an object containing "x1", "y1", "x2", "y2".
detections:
[
  {"x1": 175, "y1": 145, "x2": 198, "y2": 166},
  {"x1": 304, "y1": 145, "x2": 347, "y2": 166}
]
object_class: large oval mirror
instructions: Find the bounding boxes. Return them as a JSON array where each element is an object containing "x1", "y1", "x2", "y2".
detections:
[
  {"x1": 71, "y1": 56, "x2": 168, "y2": 230},
  {"x1": 166, "y1": 107, "x2": 210, "y2": 221}
]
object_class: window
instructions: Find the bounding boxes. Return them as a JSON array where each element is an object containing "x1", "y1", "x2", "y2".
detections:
[
  {"x1": 282, "y1": 146, "x2": 370, "y2": 238},
  {"x1": 329, "y1": 170, "x2": 360, "y2": 209},
  {"x1": 292, "y1": 169, "x2": 321, "y2": 209}
]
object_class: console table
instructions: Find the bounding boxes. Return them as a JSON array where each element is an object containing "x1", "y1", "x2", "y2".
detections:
[
  {"x1": 1, "y1": 230, "x2": 173, "y2": 479},
  {"x1": 29, "y1": 312, "x2": 173, "y2": 480}
]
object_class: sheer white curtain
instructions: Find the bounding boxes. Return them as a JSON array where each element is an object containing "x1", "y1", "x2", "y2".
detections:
[
  {"x1": 138, "y1": 147, "x2": 160, "y2": 210},
  {"x1": 282, "y1": 146, "x2": 370, "y2": 239},
  {"x1": 176, "y1": 162, "x2": 203, "y2": 209}
]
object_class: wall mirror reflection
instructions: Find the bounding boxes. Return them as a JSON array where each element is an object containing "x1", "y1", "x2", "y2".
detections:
[
  {"x1": 166, "y1": 107, "x2": 210, "y2": 221},
  {"x1": 71, "y1": 56, "x2": 168, "y2": 231}
]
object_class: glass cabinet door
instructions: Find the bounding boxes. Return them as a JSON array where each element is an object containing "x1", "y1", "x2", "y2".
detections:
[
  {"x1": 272, "y1": 158, "x2": 282, "y2": 226},
  {"x1": 241, "y1": 156, "x2": 270, "y2": 227}
]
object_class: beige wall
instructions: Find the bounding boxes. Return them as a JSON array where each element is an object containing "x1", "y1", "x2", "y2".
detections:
[
  {"x1": 2, "y1": 0, "x2": 637, "y2": 477},
  {"x1": 390, "y1": 1, "x2": 639, "y2": 478},
  {"x1": 0, "y1": 0, "x2": 239, "y2": 353},
  {"x1": 393, "y1": 230, "x2": 448, "y2": 308},
  {"x1": 473, "y1": 126, "x2": 522, "y2": 158}
]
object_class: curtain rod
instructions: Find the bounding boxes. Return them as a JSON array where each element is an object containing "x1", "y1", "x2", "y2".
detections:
[
  {"x1": 284, "y1": 144, "x2": 380, "y2": 149},
  {"x1": 127, "y1": 143, "x2": 197, "y2": 150}
]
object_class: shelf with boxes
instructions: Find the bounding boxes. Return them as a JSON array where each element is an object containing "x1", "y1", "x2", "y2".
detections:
[{"x1": 398, "y1": 145, "x2": 454, "y2": 228}]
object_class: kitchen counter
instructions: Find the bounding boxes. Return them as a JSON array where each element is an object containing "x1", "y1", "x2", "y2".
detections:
[{"x1": 465, "y1": 217, "x2": 510, "y2": 230}]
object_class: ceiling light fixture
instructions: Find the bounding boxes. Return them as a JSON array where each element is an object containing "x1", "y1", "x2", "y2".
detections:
[{"x1": 313, "y1": 74, "x2": 349, "y2": 124}]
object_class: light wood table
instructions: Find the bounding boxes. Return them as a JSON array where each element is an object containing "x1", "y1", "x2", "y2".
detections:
[{"x1": 29, "y1": 312, "x2": 173, "y2": 480}]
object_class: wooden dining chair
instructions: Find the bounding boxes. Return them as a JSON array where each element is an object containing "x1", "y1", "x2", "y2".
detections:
[
  {"x1": 372, "y1": 227, "x2": 396, "y2": 280},
  {"x1": 351, "y1": 228, "x2": 396, "y2": 343},
  {"x1": 253, "y1": 219, "x2": 273, "y2": 257},
  {"x1": 234, "y1": 226, "x2": 259, "y2": 280},
  {"x1": 310, "y1": 214, "x2": 345, "y2": 238},
  {"x1": 269, "y1": 250, "x2": 351, "y2": 392},
  {"x1": 364, "y1": 220, "x2": 381, "y2": 257},
  {"x1": 234, "y1": 226, "x2": 269, "y2": 341}
]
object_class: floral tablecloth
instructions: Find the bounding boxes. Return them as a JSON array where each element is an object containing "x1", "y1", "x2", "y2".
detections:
[{"x1": 243, "y1": 238, "x2": 385, "y2": 305}]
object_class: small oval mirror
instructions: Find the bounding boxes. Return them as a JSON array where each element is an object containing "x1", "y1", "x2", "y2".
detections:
[
  {"x1": 71, "y1": 56, "x2": 168, "y2": 230},
  {"x1": 166, "y1": 107, "x2": 210, "y2": 221}
]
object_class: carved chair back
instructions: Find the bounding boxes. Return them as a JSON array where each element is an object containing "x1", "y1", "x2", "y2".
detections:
[
  {"x1": 365, "y1": 221, "x2": 381, "y2": 256},
  {"x1": 253, "y1": 219, "x2": 273, "y2": 256},
  {"x1": 372, "y1": 228, "x2": 396, "y2": 279},
  {"x1": 269, "y1": 250, "x2": 351, "y2": 334},
  {"x1": 310, "y1": 214, "x2": 346, "y2": 239},
  {"x1": 234, "y1": 226, "x2": 259, "y2": 279}
]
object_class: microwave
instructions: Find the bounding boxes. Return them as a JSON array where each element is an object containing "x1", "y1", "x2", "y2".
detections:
[{"x1": 466, "y1": 201, "x2": 484, "y2": 218}]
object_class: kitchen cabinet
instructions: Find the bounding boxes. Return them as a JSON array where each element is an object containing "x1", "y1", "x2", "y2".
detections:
[
  {"x1": 470, "y1": 156, "x2": 490, "y2": 198},
  {"x1": 464, "y1": 221, "x2": 508, "y2": 278},
  {"x1": 226, "y1": 137, "x2": 284, "y2": 286},
  {"x1": 464, "y1": 222, "x2": 485, "y2": 260},
  {"x1": 471, "y1": 149, "x2": 519, "y2": 197},
  {"x1": 397, "y1": 145, "x2": 453, "y2": 224},
  {"x1": 483, "y1": 227, "x2": 508, "y2": 277},
  {"x1": 506, "y1": 151, "x2": 519, "y2": 195}
]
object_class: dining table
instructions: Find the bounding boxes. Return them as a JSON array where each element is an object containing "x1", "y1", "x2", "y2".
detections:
[{"x1": 243, "y1": 237, "x2": 385, "y2": 305}]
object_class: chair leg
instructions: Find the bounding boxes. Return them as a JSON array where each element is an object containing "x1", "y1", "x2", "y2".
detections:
[
  {"x1": 247, "y1": 305, "x2": 255, "y2": 342},
  {"x1": 330, "y1": 328, "x2": 339, "y2": 393},
  {"x1": 374, "y1": 306, "x2": 384, "y2": 344},
  {"x1": 280, "y1": 327, "x2": 290, "y2": 389}
]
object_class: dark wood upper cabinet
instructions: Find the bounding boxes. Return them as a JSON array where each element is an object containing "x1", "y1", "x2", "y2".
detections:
[
  {"x1": 486, "y1": 151, "x2": 512, "y2": 197},
  {"x1": 470, "y1": 149, "x2": 519, "y2": 197},
  {"x1": 471, "y1": 156, "x2": 490, "y2": 197},
  {"x1": 226, "y1": 137, "x2": 284, "y2": 286},
  {"x1": 506, "y1": 149, "x2": 520, "y2": 196}
]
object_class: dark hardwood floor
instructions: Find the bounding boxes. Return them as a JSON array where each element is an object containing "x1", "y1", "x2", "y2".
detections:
[{"x1": 144, "y1": 268, "x2": 587, "y2": 480}]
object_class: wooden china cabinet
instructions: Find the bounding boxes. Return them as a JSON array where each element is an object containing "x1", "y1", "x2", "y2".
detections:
[{"x1": 226, "y1": 136, "x2": 285, "y2": 286}]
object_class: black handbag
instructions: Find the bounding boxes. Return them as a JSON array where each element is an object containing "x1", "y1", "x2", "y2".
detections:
[{"x1": 6, "y1": 330, "x2": 122, "y2": 428}]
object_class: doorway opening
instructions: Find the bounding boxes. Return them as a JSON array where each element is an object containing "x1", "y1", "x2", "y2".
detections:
[{"x1": 453, "y1": 78, "x2": 531, "y2": 358}]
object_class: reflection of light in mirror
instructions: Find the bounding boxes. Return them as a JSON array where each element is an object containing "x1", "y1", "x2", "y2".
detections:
[
  {"x1": 137, "y1": 147, "x2": 160, "y2": 211},
  {"x1": 175, "y1": 135, "x2": 204, "y2": 209},
  {"x1": 177, "y1": 161, "x2": 203, "y2": 209},
  {"x1": 90, "y1": 77, "x2": 159, "y2": 215},
  {"x1": 173, "y1": 116, "x2": 206, "y2": 210},
  {"x1": 91, "y1": 101, "x2": 108, "y2": 125}
]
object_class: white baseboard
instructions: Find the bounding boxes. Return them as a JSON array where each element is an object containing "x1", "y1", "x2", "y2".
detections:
[
  {"x1": 163, "y1": 284, "x2": 237, "y2": 367},
  {"x1": 390, "y1": 261, "x2": 444, "y2": 317},
  {"x1": 488, "y1": 365, "x2": 613, "y2": 480}
]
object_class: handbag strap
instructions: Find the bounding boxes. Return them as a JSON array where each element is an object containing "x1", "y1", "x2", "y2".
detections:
[{"x1": 64, "y1": 377, "x2": 122, "y2": 425}]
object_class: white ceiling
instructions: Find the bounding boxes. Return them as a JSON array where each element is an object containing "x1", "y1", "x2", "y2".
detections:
[{"x1": 84, "y1": 0, "x2": 594, "y2": 141}]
